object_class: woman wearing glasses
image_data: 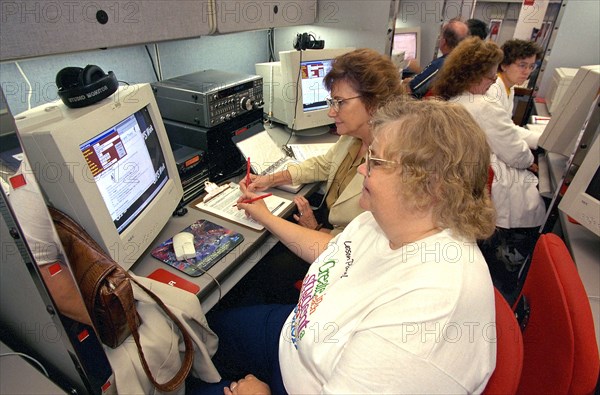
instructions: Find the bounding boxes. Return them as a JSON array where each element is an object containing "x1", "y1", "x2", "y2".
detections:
[
  {"x1": 432, "y1": 37, "x2": 546, "y2": 291},
  {"x1": 246, "y1": 48, "x2": 405, "y2": 235},
  {"x1": 487, "y1": 39, "x2": 543, "y2": 148},
  {"x1": 194, "y1": 99, "x2": 496, "y2": 395}
]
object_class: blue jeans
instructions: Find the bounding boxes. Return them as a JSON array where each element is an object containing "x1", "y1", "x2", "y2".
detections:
[{"x1": 187, "y1": 304, "x2": 294, "y2": 395}]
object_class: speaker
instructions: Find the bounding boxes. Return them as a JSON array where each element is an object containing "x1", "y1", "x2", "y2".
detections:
[
  {"x1": 56, "y1": 65, "x2": 119, "y2": 108},
  {"x1": 293, "y1": 33, "x2": 325, "y2": 51}
]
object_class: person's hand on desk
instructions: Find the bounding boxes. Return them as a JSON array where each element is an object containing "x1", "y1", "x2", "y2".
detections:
[
  {"x1": 235, "y1": 184, "x2": 273, "y2": 224},
  {"x1": 242, "y1": 170, "x2": 292, "y2": 192},
  {"x1": 242, "y1": 174, "x2": 270, "y2": 192},
  {"x1": 293, "y1": 196, "x2": 320, "y2": 230},
  {"x1": 237, "y1": 183, "x2": 333, "y2": 263}
]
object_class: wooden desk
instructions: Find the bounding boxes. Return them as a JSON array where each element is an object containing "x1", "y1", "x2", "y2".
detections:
[{"x1": 131, "y1": 124, "x2": 339, "y2": 312}]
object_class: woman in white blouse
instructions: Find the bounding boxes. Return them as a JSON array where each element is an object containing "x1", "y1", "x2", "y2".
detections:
[
  {"x1": 432, "y1": 37, "x2": 546, "y2": 280},
  {"x1": 486, "y1": 39, "x2": 543, "y2": 149}
]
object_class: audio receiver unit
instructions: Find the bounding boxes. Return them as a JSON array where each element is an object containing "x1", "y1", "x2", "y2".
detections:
[{"x1": 152, "y1": 69, "x2": 263, "y2": 128}]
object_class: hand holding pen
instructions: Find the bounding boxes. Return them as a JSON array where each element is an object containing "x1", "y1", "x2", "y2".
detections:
[{"x1": 232, "y1": 193, "x2": 272, "y2": 207}]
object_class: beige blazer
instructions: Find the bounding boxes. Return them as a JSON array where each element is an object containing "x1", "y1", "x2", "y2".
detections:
[{"x1": 289, "y1": 135, "x2": 365, "y2": 235}]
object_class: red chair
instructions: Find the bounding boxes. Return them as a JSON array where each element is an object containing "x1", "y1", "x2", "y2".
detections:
[
  {"x1": 483, "y1": 288, "x2": 524, "y2": 395},
  {"x1": 514, "y1": 233, "x2": 599, "y2": 394}
]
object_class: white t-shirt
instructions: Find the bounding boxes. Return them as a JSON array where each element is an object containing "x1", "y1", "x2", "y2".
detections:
[{"x1": 278, "y1": 212, "x2": 496, "y2": 394}]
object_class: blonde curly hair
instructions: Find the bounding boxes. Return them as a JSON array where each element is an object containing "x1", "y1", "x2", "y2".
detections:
[
  {"x1": 432, "y1": 37, "x2": 503, "y2": 100},
  {"x1": 371, "y1": 98, "x2": 496, "y2": 240}
]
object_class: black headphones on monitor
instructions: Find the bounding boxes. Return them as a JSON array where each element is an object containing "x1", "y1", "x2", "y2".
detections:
[{"x1": 56, "y1": 65, "x2": 119, "y2": 108}]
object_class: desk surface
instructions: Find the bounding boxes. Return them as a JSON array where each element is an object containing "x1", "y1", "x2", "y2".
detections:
[{"x1": 131, "y1": 124, "x2": 339, "y2": 312}]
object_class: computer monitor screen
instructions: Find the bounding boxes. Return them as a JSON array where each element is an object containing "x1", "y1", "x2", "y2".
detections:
[
  {"x1": 79, "y1": 106, "x2": 169, "y2": 234},
  {"x1": 559, "y1": 135, "x2": 600, "y2": 236},
  {"x1": 255, "y1": 48, "x2": 354, "y2": 135},
  {"x1": 393, "y1": 27, "x2": 421, "y2": 66},
  {"x1": 16, "y1": 84, "x2": 183, "y2": 269},
  {"x1": 539, "y1": 65, "x2": 600, "y2": 162},
  {"x1": 300, "y1": 58, "x2": 333, "y2": 112}
]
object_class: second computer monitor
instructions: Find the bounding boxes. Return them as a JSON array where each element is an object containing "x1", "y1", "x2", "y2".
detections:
[
  {"x1": 393, "y1": 27, "x2": 421, "y2": 68},
  {"x1": 256, "y1": 48, "x2": 354, "y2": 134}
]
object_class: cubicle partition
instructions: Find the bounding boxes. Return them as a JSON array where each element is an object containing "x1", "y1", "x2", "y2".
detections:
[{"x1": 0, "y1": 89, "x2": 114, "y2": 394}]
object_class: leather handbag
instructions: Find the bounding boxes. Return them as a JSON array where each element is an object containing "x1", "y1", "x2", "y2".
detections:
[{"x1": 49, "y1": 207, "x2": 194, "y2": 392}]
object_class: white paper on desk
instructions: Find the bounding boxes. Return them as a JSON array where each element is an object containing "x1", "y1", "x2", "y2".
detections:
[
  {"x1": 287, "y1": 143, "x2": 335, "y2": 161},
  {"x1": 195, "y1": 182, "x2": 291, "y2": 231},
  {"x1": 233, "y1": 128, "x2": 303, "y2": 193},
  {"x1": 234, "y1": 129, "x2": 292, "y2": 174}
]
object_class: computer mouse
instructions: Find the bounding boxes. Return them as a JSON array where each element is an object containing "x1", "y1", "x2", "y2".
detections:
[{"x1": 172, "y1": 231, "x2": 196, "y2": 261}]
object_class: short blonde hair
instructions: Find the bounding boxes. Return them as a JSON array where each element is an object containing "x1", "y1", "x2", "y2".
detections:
[{"x1": 371, "y1": 98, "x2": 496, "y2": 240}]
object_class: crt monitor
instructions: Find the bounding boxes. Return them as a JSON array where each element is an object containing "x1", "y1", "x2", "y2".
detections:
[
  {"x1": 559, "y1": 135, "x2": 600, "y2": 237},
  {"x1": 255, "y1": 48, "x2": 354, "y2": 134},
  {"x1": 539, "y1": 65, "x2": 600, "y2": 163},
  {"x1": 393, "y1": 27, "x2": 421, "y2": 67},
  {"x1": 15, "y1": 83, "x2": 183, "y2": 270}
]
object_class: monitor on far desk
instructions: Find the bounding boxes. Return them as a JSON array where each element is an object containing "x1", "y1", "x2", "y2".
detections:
[{"x1": 393, "y1": 27, "x2": 421, "y2": 69}]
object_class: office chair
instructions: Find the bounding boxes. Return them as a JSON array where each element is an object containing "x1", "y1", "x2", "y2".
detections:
[
  {"x1": 483, "y1": 288, "x2": 524, "y2": 395},
  {"x1": 514, "y1": 233, "x2": 599, "y2": 395}
]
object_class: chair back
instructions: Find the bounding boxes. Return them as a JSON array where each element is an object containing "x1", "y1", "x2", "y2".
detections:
[
  {"x1": 483, "y1": 288, "x2": 523, "y2": 395},
  {"x1": 515, "y1": 233, "x2": 599, "y2": 395}
]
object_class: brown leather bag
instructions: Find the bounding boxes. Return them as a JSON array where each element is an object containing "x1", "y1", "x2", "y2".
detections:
[{"x1": 49, "y1": 207, "x2": 194, "y2": 392}]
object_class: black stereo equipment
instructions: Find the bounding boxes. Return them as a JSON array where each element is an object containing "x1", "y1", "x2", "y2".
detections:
[
  {"x1": 171, "y1": 144, "x2": 209, "y2": 205},
  {"x1": 164, "y1": 109, "x2": 263, "y2": 184},
  {"x1": 152, "y1": 69, "x2": 263, "y2": 128}
]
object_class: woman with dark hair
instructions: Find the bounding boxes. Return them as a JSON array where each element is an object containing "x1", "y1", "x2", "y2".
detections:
[{"x1": 487, "y1": 39, "x2": 544, "y2": 148}]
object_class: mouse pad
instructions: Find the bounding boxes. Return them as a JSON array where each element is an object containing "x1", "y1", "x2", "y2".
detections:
[{"x1": 151, "y1": 219, "x2": 244, "y2": 277}]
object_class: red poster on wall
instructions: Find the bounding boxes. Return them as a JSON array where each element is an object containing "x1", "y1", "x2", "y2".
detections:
[{"x1": 524, "y1": 0, "x2": 535, "y2": 6}]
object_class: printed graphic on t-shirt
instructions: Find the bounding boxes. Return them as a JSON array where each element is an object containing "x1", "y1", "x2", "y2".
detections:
[{"x1": 289, "y1": 240, "x2": 355, "y2": 349}]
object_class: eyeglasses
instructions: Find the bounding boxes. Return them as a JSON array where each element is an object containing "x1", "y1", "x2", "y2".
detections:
[
  {"x1": 325, "y1": 95, "x2": 361, "y2": 112},
  {"x1": 365, "y1": 146, "x2": 398, "y2": 177},
  {"x1": 517, "y1": 62, "x2": 538, "y2": 71}
]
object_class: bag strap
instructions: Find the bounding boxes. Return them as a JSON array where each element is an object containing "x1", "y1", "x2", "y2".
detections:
[
  {"x1": 48, "y1": 206, "x2": 194, "y2": 391},
  {"x1": 120, "y1": 277, "x2": 194, "y2": 392}
]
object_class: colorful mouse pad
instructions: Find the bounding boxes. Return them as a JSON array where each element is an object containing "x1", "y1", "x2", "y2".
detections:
[{"x1": 151, "y1": 219, "x2": 244, "y2": 277}]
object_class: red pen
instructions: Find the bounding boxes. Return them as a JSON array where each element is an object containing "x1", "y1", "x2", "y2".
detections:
[
  {"x1": 233, "y1": 193, "x2": 273, "y2": 206},
  {"x1": 245, "y1": 157, "x2": 251, "y2": 188}
]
